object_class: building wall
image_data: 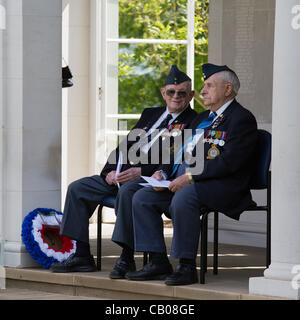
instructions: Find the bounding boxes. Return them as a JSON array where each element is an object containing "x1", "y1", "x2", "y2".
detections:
[
  {"x1": 208, "y1": 0, "x2": 275, "y2": 247},
  {"x1": 61, "y1": 0, "x2": 277, "y2": 241},
  {"x1": 1, "y1": 0, "x2": 62, "y2": 267},
  {"x1": 0, "y1": 0, "x2": 277, "y2": 268}
]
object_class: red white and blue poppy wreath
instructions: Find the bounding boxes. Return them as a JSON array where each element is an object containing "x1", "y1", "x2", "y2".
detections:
[{"x1": 21, "y1": 208, "x2": 76, "y2": 269}]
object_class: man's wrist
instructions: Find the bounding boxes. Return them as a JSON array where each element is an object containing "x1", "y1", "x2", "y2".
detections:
[{"x1": 186, "y1": 172, "x2": 194, "y2": 184}]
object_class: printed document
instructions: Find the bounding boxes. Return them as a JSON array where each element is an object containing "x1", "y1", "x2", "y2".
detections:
[{"x1": 140, "y1": 176, "x2": 171, "y2": 188}]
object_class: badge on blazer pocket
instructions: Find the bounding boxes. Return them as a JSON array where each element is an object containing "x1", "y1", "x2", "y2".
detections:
[{"x1": 207, "y1": 144, "x2": 220, "y2": 159}]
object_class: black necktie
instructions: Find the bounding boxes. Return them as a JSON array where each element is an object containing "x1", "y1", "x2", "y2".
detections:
[
  {"x1": 131, "y1": 114, "x2": 173, "y2": 155},
  {"x1": 157, "y1": 114, "x2": 173, "y2": 130}
]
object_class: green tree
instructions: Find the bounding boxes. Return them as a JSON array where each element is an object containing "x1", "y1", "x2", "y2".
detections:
[{"x1": 118, "y1": 0, "x2": 209, "y2": 126}]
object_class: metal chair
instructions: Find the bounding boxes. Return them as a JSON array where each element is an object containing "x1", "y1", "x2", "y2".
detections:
[
  {"x1": 96, "y1": 195, "x2": 148, "y2": 271},
  {"x1": 97, "y1": 196, "x2": 116, "y2": 271},
  {"x1": 199, "y1": 129, "x2": 272, "y2": 284}
]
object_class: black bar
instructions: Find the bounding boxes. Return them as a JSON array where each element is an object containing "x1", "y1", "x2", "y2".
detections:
[
  {"x1": 266, "y1": 171, "x2": 271, "y2": 268},
  {"x1": 97, "y1": 205, "x2": 103, "y2": 271},
  {"x1": 143, "y1": 252, "x2": 148, "y2": 266},
  {"x1": 203, "y1": 214, "x2": 208, "y2": 273},
  {"x1": 213, "y1": 211, "x2": 219, "y2": 275},
  {"x1": 200, "y1": 214, "x2": 207, "y2": 284}
]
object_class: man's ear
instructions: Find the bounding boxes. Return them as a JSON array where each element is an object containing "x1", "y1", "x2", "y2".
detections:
[
  {"x1": 225, "y1": 83, "x2": 233, "y2": 97},
  {"x1": 160, "y1": 87, "x2": 166, "y2": 99}
]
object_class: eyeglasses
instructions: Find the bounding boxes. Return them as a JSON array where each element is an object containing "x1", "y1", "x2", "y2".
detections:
[{"x1": 165, "y1": 89, "x2": 188, "y2": 98}]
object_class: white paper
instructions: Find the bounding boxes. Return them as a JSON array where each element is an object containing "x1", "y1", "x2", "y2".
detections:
[
  {"x1": 116, "y1": 151, "x2": 123, "y2": 188},
  {"x1": 138, "y1": 183, "x2": 153, "y2": 187},
  {"x1": 141, "y1": 176, "x2": 171, "y2": 188}
]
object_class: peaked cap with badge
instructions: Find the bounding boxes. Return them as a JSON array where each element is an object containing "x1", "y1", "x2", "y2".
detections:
[
  {"x1": 202, "y1": 63, "x2": 237, "y2": 80},
  {"x1": 164, "y1": 64, "x2": 191, "y2": 86}
]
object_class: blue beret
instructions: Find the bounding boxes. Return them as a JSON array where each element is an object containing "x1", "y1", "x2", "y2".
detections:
[
  {"x1": 202, "y1": 63, "x2": 236, "y2": 80},
  {"x1": 164, "y1": 65, "x2": 191, "y2": 86}
]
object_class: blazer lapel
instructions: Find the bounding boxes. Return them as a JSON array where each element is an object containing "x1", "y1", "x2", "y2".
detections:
[
  {"x1": 142, "y1": 107, "x2": 166, "y2": 132},
  {"x1": 210, "y1": 99, "x2": 237, "y2": 129},
  {"x1": 172, "y1": 104, "x2": 192, "y2": 124}
]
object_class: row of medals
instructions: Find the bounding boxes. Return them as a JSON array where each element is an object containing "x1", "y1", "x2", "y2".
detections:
[
  {"x1": 203, "y1": 130, "x2": 226, "y2": 159},
  {"x1": 203, "y1": 136, "x2": 226, "y2": 146}
]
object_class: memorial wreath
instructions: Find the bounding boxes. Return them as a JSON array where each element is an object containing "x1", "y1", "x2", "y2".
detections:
[{"x1": 21, "y1": 208, "x2": 76, "y2": 269}]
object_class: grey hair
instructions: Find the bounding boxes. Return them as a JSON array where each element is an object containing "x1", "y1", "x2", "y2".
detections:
[{"x1": 219, "y1": 70, "x2": 240, "y2": 95}]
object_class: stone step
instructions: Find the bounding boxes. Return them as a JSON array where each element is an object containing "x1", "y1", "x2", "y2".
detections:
[
  {"x1": 4, "y1": 267, "x2": 278, "y2": 300},
  {"x1": 0, "y1": 287, "x2": 104, "y2": 300}
]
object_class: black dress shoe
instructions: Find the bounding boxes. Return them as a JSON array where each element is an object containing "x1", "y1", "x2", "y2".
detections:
[
  {"x1": 109, "y1": 258, "x2": 136, "y2": 279},
  {"x1": 50, "y1": 254, "x2": 97, "y2": 273},
  {"x1": 165, "y1": 263, "x2": 198, "y2": 286},
  {"x1": 125, "y1": 261, "x2": 173, "y2": 281}
]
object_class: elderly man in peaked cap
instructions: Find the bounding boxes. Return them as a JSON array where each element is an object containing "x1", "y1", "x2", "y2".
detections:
[
  {"x1": 50, "y1": 65, "x2": 197, "y2": 273},
  {"x1": 125, "y1": 63, "x2": 258, "y2": 285}
]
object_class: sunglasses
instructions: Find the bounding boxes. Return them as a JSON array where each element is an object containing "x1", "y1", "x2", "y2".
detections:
[{"x1": 165, "y1": 89, "x2": 188, "y2": 98}]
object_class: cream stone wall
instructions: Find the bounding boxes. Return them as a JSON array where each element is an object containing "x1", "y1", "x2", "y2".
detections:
[{"x1": 207, "y1": 0, "x2": 275, "y2": 247}]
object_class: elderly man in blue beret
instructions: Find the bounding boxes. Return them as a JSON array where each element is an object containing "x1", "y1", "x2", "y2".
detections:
[{"x1": 125, "y1": 63, "x2": 258, "y2": 285}]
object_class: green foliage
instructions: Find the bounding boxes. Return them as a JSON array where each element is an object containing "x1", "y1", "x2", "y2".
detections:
[{"x1": 118, "y1": 0, "x2": 209, "y2": 124}]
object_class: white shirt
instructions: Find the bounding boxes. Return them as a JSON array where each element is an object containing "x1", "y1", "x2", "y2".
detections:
[
  {"x1": 211, "y1": 98, "x2": 234, "y2": 123},
  {"x1": 186, "y1": 99, "x2": 234, "y2": 159},
  {"x1": 141, "y1": 108, "x2": 182, "y2": 153},
  {"x1": 147, "y1": 109, "x2": 179, "y2": 134}
]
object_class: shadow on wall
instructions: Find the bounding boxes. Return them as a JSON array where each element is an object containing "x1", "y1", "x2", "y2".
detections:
[{"x1": 47, "y1": 135, "x2": 62, "y2": 183}]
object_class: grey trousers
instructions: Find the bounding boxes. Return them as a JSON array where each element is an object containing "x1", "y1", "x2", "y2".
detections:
[
  {"x1": 132, "y1": 184, "x2": 204, "y2": 260},
  {"x1": 60, "y1": 175, "x2": 118, "y2": 243}
]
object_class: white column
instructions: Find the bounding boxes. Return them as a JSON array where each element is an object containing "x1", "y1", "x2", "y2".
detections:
[
  {"x1": 3, "y1": 0, "x2": 62, "y2": 267},
  {"x1": 0, "y1": 0, "x2": 6, "y2": 266},
  {"x1": 187, "y1": 0, "x2": 194, "y2": 109},
  {"x1": 249, "y1": 0, "x2": 300, "y2": 299},
  {"x1": 61, "y1": 0, "x2": 91, "y2": 208}
]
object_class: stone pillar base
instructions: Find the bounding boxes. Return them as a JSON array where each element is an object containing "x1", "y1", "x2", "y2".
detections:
[
  {"x1": 4, "y1": 241, "x2": 39, "y2": 268},
  {"x1": 249, "y1": 276, "x2": 300, "y2": 300}
]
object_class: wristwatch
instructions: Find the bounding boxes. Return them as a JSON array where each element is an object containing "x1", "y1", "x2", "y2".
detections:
[{"x1": 186, "y1": 172, "x2": 194, "y2": 184}]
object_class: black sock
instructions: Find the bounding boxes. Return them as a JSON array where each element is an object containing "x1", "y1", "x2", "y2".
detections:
[
  {"x1": 75, "y1": 240, "x2": 91, "y2": 257},
  {"x1": 120, "y1": 245, "x2": 134, "y2": 263},
  {"x1": 150, "y1": 252, "x2": 169, "y2": 265},
  {"x1": 179, "y1": 258, "x2": 196, "y2": 266}
]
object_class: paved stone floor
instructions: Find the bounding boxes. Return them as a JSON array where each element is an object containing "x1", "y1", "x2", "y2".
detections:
[
  {"x1": 0, "y1": 223, "x2": 270, "y2": 300},
  {"x1": 90, "y1": 223, "x2": 267, "y2": 296}
]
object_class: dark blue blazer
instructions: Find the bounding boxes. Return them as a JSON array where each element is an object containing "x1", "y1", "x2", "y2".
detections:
[
  {"x1": 101, "y1": 105, "x2": 197, "y2": 179},
  {"x1": 163, "y1": 99, "x2": 258, "y2": 220}
]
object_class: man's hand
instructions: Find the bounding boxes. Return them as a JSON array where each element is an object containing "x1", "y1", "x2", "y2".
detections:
[
  {"x1": 105, "y1": 170, "x2": 117, "y2": 185},
  {"x1": 152, "y1": 171, "x2": 164, "y2": 180},
  {"x1": 116, "y1": 168, "x2": 142, "y2": 184},
  {"x1": 168, "y1": 174, "x2": 189, "y2": 193},
  {"x1": 152, "y1": 171, "x2": 165, "y2": 191}
]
